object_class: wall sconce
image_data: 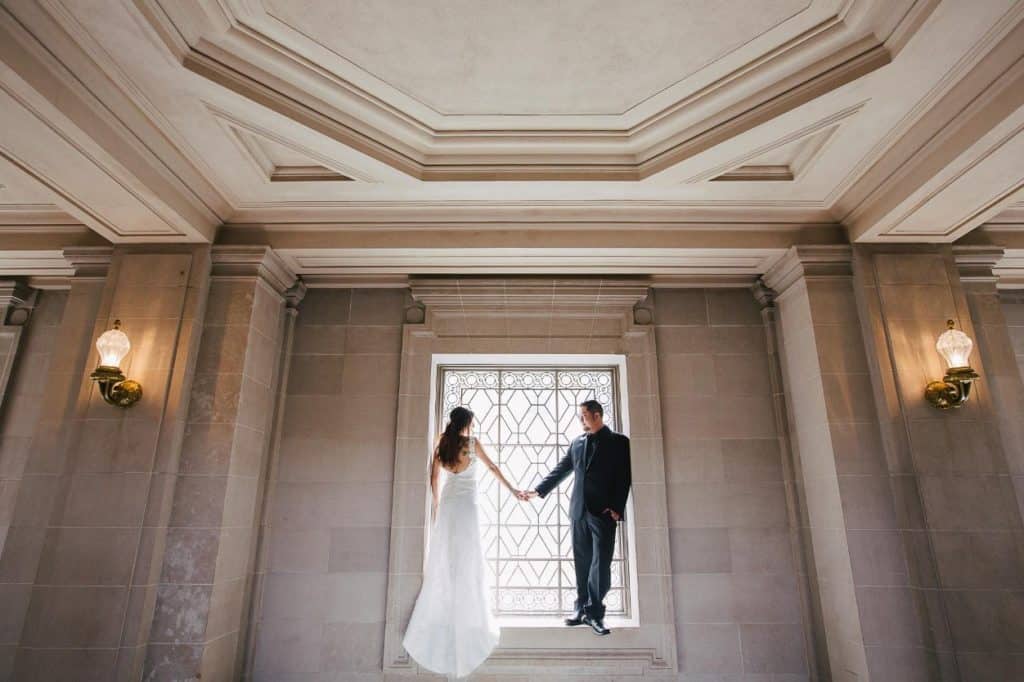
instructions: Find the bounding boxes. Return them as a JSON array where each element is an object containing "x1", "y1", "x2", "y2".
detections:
[
  {"x1": 90, "y1": 320, "x2": 142, "y2": 407},
  {"x1": 924, "y1": 320, "x2": 979, "y2": 410}
]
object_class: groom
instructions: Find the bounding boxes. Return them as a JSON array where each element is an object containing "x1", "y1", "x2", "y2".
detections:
[{"x1": 519, "y1": 399, "x2": 631, "y2": 636}]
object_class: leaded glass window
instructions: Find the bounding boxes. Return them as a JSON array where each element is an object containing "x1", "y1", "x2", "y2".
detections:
[{"x1": 438, "y1": 366, "x2": 630, "y2": 617}]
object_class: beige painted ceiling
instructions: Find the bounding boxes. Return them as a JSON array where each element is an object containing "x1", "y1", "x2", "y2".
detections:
[
  {"x1": 0, "y1": 0, "x2": 1023, "y2": 277},
  {"x1": 262, "y1": 0, "x2": 812, "y2": 116}
]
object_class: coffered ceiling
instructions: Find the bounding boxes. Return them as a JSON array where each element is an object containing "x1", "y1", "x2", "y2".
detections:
[{"x1": 0, "y1": 0, "x2": 1023, "y2": 279}]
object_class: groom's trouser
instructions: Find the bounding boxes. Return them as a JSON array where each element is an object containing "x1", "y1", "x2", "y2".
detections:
[{"x1": 571, "y1": 510, "x2": 617, "y2": 620}]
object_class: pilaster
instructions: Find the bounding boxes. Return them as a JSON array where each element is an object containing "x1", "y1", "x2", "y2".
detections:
[
  {"x1": 764, "y1": 245, "x2": 941, "y2": 681},
  {"x1": 143, "y1": 246, "x2": 296, "y2": 681}
]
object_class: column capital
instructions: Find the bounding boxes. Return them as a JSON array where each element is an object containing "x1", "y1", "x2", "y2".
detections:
[
  {"x1": 952, "y1": 245, "x2": 1007, "y2": 285},
  {"x1": 750, "y1": 280, "x2": 776, "y2": 308},
  {"x1": 762, "y1": 245, "x2": 852, "y2": 295},
  {"x1": 210, "y1": 246, "x2": 297, "y2": 294},
  {"x1": 283, "y1": 281, "x2": 307, "y2": 310},
  {"x1": 62, "y1": 246, "x2": 114, "y2": 280}
]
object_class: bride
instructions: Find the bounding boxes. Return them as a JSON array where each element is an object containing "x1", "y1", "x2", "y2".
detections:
[{"x1": 402, "y1": 406, "x2": 522, "y2": 679}]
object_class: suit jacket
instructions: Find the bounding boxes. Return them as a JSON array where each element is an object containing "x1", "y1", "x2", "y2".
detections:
[{"x1": 534, "y1": 426, "x2": 631, "y2": 521}]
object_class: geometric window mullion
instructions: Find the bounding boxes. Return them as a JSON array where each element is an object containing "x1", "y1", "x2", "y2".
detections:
[{"x1": 438, "y1": 365, "x2": 628, "y2": 616}]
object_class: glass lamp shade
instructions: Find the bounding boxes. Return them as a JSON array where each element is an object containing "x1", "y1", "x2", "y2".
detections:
[
  {"x1": 96, "y1": 327, "x2": 131, "y2": 368},
  {"x1": 935, "y1": 322, "x2": 973, "y2": 369}
]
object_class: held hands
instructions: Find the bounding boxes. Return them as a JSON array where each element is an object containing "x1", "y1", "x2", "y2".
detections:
[
  {"x1": 603, "y1": 508, "x2": 621, "y2": 522},
  {"x1": 513, "y1": 489, "x2": 538, "y2": 501}
]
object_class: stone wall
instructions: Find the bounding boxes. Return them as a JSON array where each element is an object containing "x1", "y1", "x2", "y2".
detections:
[
  {"x1": 653, "y1": 289, "x2": 810, "y2": 678},
  {"x1": 251, "y1": 288, "x2": 406, "y2": 679},
  {"x1": 1004, "y1": 291, "x2": 1024, "y2": 383},
  {"x1": 0, "y1": 291, "x2": 66, "y2": 565}
]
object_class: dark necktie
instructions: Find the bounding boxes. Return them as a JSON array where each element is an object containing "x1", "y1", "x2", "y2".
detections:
[{"x1": 585, "y1": 434, "x2": 596, "y2": 468}]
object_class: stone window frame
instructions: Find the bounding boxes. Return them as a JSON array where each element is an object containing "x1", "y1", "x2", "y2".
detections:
[
  {"x1": 430, "y1": 354, "x2": 641, "y2": 627},
  {"x1": 382, "y1": 304, "x2": 677, "y2": 676}
]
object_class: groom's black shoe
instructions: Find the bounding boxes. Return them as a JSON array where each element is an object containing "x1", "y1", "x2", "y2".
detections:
[
  {"x1": 564, "y1": 610, "x2": 586, "y2": 626},
  {"x1": 583, "y1": 614, "x2": 611, "y2": 635}
]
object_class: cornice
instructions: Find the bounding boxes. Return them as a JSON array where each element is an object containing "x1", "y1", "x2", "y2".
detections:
[
  {"x1": 761, "y1": 244, "x2": 853, "y2": 294},
  {"x1": 272, "y1": 247, "x2": 788, "y2": 277},
  {"x1": 409, "y1": 277, "x2": 650, "y2": 314}
]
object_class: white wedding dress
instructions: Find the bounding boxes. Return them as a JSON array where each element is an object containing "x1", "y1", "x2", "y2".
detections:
[{"x1": 403, "y1": 436, "x2": 500, "y2": 679}]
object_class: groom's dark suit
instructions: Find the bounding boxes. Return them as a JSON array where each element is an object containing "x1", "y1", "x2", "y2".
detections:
[{"x1": 534, "y1": 425, "x2": 631, "y2": 620}]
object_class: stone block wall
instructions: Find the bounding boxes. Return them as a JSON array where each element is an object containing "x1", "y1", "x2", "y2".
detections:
[
  {"x1": 653, "y1": 289, "x2": 810, "y2": 678},
  {"x1": 252, "y1": 288, "x2": 406, "y2": 680}
]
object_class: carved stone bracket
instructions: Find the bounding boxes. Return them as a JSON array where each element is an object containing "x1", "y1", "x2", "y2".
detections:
[{"x1": 0, "y1": 280, "x2": 36, "y2": 326}]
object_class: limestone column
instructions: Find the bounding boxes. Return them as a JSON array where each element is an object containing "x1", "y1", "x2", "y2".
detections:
[
  {"x1": 764, "y1": 246, "x2": 939, "y2": 681},
  {"x1": 954, "y1": 247, "x2": 1024, "y2": 519},
  {"x1": 0, "y1": 281, "x2": 35, "y2": 412},
  {"x1": 751, "y1": 282, "x2": 823, "y2": 681},
  {"x1": 0, "y1": 246, "x2": 211, "y2": 681},
  {"x1": 0, "y1": 250, "x2": 110, "y2": 681},
  {"x1": 143, "y1": 246, "x2": 295, "y2": 682},
  {"x1": 854, "y1": 244, "x2": 1024, "y2": 681},
  {"x1": 240, "y1": 281, "x2": 305, "y2": 680},
  {"x1": 0, "y1": 280, "x2": 36, "y2": 559}
]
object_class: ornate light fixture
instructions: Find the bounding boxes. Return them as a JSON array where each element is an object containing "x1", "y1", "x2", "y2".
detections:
[
  {"x1": 924, "y1": 320, "x2": 979, "y2": 410},
  {"x1": 90, "y1": 319, "x2": 142, "y2": 407}
]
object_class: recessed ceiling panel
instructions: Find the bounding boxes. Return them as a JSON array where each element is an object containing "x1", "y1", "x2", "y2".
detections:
[{"x1": 263, "y1": 0, "x2": 810, "y2": 116}]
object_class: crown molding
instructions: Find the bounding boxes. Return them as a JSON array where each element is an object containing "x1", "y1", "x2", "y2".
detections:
[{"x1": 223, "y1": 199, "x2": 838, "y2": 227}]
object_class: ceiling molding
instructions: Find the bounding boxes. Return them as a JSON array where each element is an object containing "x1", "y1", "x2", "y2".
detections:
[
  {"x1": 223, "y1": 199, "x2": 838, "y2": 227},
  {"x1": 829, "y1": 1, "x2": 1024, "y2": 212},
  {"x1": 691, "y1": 102, "x2": 860, "y2": 183},
  {"x1": 844, "y1": 22, "x2": 1024, "y2": 242},
  {"x1": 137, "y1": 0, "x2": 934, "y2": 180},
  {"x1": 836, "y1": 4, "x2": 1024, "y2": 242},
  {"x1": 274, "y1": 247, "x2": 788, "y2": 277},
  {"x1": 209, "y1": 103, "x2": 372, "y2": 184},
  {"x1": 0, "y1": 4, "x2": 219, "y2": 242},
  {"x1": 0, "y1": 249, "x2": 73, "y2": 277},
  {"x1": 994, "y1": 249, "x2": 1024, "y2": 289}
]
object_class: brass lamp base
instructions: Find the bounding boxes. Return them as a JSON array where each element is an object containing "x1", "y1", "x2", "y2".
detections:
[
  {"x1": 924, "y1": 366, "x2": 979, "y2": 410},
  {"x1": 91, "y1": 365, "x2": 143, "y2": 408}
]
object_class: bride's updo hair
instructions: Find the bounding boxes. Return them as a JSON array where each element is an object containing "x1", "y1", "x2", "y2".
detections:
[{"x1": 436, "y1": 406, "x2": 474, "y2": 469}]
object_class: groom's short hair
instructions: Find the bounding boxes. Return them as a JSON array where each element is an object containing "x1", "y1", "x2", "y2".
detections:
[{"x1": 579, "y1": 399, "x2": 604, "y2": 417}]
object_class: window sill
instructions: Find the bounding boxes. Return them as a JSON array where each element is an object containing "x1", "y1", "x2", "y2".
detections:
[{"x1": 496, "y1": 614, "x2": 639, "y2": 629}]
